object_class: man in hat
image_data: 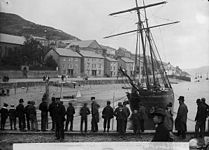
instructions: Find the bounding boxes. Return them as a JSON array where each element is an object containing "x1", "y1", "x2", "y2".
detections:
[
  {"x1": 80, "y1": 103, "x2": 90, "y2": 133},
  {"x1": 16, "y1": 99, "x2": 26, "y2": 131},
  {"x1": 39, "y1": 97, "x2": 48, "y2": 131},
  {"x1": 114, "y1": 102, "x2": 126, "y2": 134},
  {"x1": 65, "y1": 102, "x2": 75, "y2": 131},
  {"x1": 8, "y1": 104, "x2": 17, "y2": 130},
  {"x1": 29, "y1": 101, "x2": 38, "y2": 131},
  {"x1": 48, "y1": 97, "x2": 56, "y2": 131},
  {"x1": 123, "y1": 101, "x2": 130, "y2": 133},
  {"x1": 102, "y1": 101, "x2": 114, "y2": 132},
  {"x1": 25, "y1": 101, "x2": 31, "y2": 130},
  {"x1": 138, "y1": 102, "x2": 147, "y2": 133},
  {"x1": 164, "y1": 102, "x2": 173, "y2": 132},
  {"x1": 195, "y1": 98, "x2": 207, "y2": 138},
  {"x1": 152, "y1": 108, "x2": 170, "y2": 142},
  {"x1": 175, "y1": 96, "x2": 188, "y2": 139},
  {"x1": 54, "y1": 98, "x2": 66, "y2": 141},
  {"x1": 201, "y1": 97, "x2": 209, "y2": 116},
  {"x1": 91, "y1": 97, "x2": 100, "y2": 132},
  {"x1": 0, "y1": 103, "x2": 9, "y2": 130}
]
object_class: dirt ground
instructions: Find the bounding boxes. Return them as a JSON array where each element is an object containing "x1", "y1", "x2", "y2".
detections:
[{"x1": 0, "y1": 132, "x2": 195, "y2": 150}]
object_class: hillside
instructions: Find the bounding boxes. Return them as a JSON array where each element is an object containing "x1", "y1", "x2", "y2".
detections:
[{"x1": 0, "y1": 12, "x2": 80, "y2": 40}]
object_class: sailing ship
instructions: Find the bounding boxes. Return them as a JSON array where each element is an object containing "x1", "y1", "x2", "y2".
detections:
[{"x1": 105, "y1": 0, "x2": 177, "y2": 129}]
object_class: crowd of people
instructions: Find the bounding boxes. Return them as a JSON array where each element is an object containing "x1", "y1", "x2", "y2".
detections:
[{"x1": 0, "y1": 95, "x2": 208, "y2": 142}]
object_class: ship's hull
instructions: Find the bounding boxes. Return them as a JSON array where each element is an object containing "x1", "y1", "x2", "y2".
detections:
[{"x1": 127, "y1": 89, "x2": 174, "y2": 130}]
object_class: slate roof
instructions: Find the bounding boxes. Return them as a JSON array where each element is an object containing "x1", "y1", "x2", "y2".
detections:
[
  {"x1": 55, "y1": 48, "x2": 81, "y2": 57},
  {"x1": 121, "y1": 57, "x2": 134, "y2": 63},
  {"x1": 105, "y1": 57, "x2": 118, "y2": 62},
  {"x1": 0, "y1": 33, "x2": 26, "y2": 45},
  {"x1": 66, "y1": 40, "x2": 95, "y2": 48},
  {"x1": 79, "y1": 50, "x2": 104, "y2": 59}
]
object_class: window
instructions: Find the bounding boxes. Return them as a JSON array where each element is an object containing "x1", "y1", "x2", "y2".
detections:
[
  {"x1": 69, "y1": 58, "x2": 71, "y2": 61},
  {"x1": 68, "y1": 64, "x2": 73, "y2": 69},
  {"x1": 63, "y1": 58, "x2": 66, "y2": 61},
  {"x1": 74, "y1": 58, "x2": 78, "y2": 61},
  {"x1": 99, "y1": 64, "x2": 101, "y2": 68},
  {"x1": 62, "y1": 64, "x2": 65, "y2": 69},
  {"x1": 87, "y1": 63, "x2": 90, "y2": 68}
]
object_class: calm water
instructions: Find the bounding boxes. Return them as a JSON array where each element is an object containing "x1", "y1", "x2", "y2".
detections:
[{"x1": 172, "y1": 78, "x2": 209, "y2": 131}]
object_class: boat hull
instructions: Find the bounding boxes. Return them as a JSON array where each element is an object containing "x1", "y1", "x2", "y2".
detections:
[{"x1": 127, "y1": 89, "x2": 174, "y2": 130}]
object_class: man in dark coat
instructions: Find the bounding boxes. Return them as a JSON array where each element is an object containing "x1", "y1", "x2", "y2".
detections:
[
  {"x1": 201, "y1": 97, "x2": 209, "y2": 116},
  {"x1": 175, "y1": 96, "x2": 188, "y2": 139},
  {"x1": 91, "y1": 97, "x2": 100, "y2": 132},
  {"x1": 54, "y1": 98, "x2": 66, "y2": 141},
  {"x1": 16, "y1": 99, "x2": 26, "y2": 131},
  {"x1": 102, "y1": 101, "x2": 114, "y2": 132},
  {"x1": 123, "y1": 101, "x2": 130, "y2": 133},
  {"x1": 29, "y1": 101, "x2": 38, "y2": 131},
  {"x1": 114, "y1": 102, "x2": 126, "y2": 134},
  {"x1": 25, "y1": 101, "x2": 31, "y2": 130},
  {"x1": 39, "y1": 97, "x2": 48, "y2": 131},
  {"x1": 195, "y1": 99, "x2": 208, "y2": 138},
  {"x1": 0, "y1": 103, "x2": 9, "y2": 130},
  {"x1": 80, "y1": 103, "x2": 90, "y2": 133},
  {"x1": 130, "y1": 109, "x2": 140, "y2": 134},
  {"x1": 152, "y1": 108, "x2": 170, "y2": 142},
  {"x1": 65, "y1": 102, "x2": 75, "y2": 131},
  {"x1": 138, "y1": 102, "x2": 147, "y2": 133},
  {"x1": 8, "y1": 104, "x2": 17, "y2": 130},
  {"x1": 48, "y1": 97, "x2": 56, "y2": 131}
]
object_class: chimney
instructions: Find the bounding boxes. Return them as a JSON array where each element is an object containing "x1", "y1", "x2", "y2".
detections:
[{"x1": 70, "y1": 45, "x2": 79, "y2": 52}]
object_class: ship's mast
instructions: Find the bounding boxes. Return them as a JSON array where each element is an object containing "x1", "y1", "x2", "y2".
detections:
[
  {"x1": 105, "y1": 0, "x2": 179, "y2": 90},
  {"x1": 142, "y1": 0, "x2": 156, "y2": 87},
  {"x1": 135, "y1": 0, "x2": 150, "y2": 89}
]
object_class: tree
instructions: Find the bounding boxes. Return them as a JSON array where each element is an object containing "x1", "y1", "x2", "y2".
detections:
[
  {"x1": 44, "y1": 56, "x2": 57, "y2": 69},
  {"x1": 22, "y1": 38, "x2": 44, "y2": 66}
]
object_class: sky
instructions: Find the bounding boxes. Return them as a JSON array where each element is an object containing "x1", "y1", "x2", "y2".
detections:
[{"x1": 1, "y1": 0, "x2": 209, "y2": 69}]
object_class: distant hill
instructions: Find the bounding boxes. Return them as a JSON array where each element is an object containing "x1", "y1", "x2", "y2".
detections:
[
  {"x1": 0, "y1": 12, "x2": 80, "y2": 41},
  {"x1": 184, "y1": 66, "x2": 209, "y2": 77}
]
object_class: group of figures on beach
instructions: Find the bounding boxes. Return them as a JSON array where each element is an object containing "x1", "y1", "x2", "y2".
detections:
[{"x1": 0, "y1": 95, "x2": 208, "y2": 142}]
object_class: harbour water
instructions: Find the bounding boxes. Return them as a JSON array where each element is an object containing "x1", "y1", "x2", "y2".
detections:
[
  {"x1": 0, "y1": 77, "x2": 208, "y2": 132},
  {"x1": 172, "y1": 78, "x2": 209, "y2": 131}
]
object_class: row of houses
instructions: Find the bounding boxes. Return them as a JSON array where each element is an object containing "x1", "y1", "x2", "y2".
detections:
[
  {"x1": 46, "y1": 44, "x2": 134, "y2": 78},
  {"x1": 0, "y1": 33, "x2": 134, "y2": 77},
  {"x1": 0, "y1": 33, "x2": 189, "y2": 78}
]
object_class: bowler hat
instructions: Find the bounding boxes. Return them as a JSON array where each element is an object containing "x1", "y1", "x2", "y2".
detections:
[
  {"x1": 118, "y1": 102, "x2": 123, "y2": 106},
  {"x1": 19, "y1": 98, "x2": 24, "y2": 103},
  {"x1": 178, "y1": 96, "x2": 184, "y2": 101},
  {"x1": 91, "y1": 97, "x2": 95, "y2": 100},
  {"x1": 201, "y1": 97, "x2": 206, "y2": 102},
  {"x1": 153, "y1": 108, "x2": 166, "y2": 117},
  {"x1": 167, "y1": 102, "x2": 173, "y2": 107},
  {"x1": 3, "y1": 103, "x2": 8, "y2": 107},
  {"x1": 196, "y1": 99, "x2": 201, "y2": 104}
]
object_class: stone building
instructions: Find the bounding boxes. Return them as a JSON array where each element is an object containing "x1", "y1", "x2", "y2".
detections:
[
  {"x1": 78, "y1": 50, "x2": 104, "y2": 77},
  {"x1": 104, "y1": 57, "x2": 118, "y2": 77},
  {"x1": 0, "y1": 33, "x2": 26, "y2": 58},
  {"x1": 45, "y1": 48, "x2": 81, "y2": 77},
  {"x1": 118, "y1": 57, "x2": 134, "y2": 76}
]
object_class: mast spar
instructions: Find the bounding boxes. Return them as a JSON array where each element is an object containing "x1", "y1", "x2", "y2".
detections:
[{"x1": 104, "y1": 0, "x2": 179, "y2": 90}]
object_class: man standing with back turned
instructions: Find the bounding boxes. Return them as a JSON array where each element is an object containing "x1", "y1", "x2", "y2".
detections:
[
  {"x1": 175, "y1": 96, "x2": 188, "y2": 139},
  {"x1": 91, "y1": 97, "x2": 100, "y2": 132}
]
